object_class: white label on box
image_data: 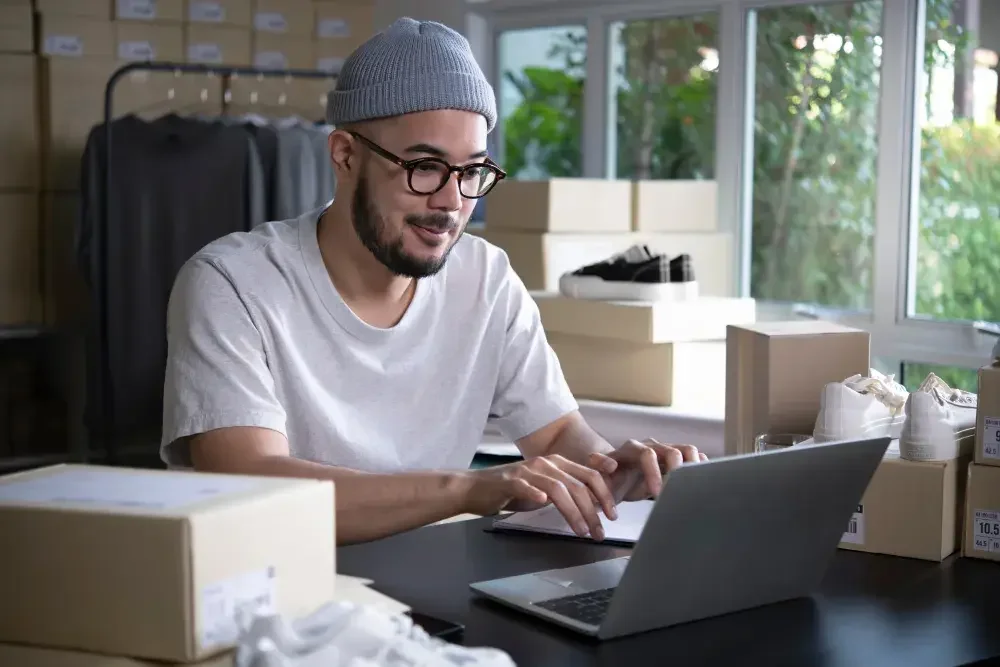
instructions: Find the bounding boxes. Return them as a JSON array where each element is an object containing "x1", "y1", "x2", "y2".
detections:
[
  {"x1": 318, "y1": 18, "x2": 350, "y2": 39},
  {"x1": 254, "y1": 51, "x2": 289, "y2": 70},
  {"x1": 119, "y1": 40, "x2": 156, "y2": 60},
  {"x1": 43, "y1": 35, "x2": 84, "y2": 57},
  {"x1": 983, "y1": 417, "x2": 1000, "y2": 460},
  {"x1": 201, "y1": 567, "x2": 277, "y2": 649},
  {"x1": 117, "y1": 0, "x2": 157, "y2": 20},
  {"x1": 188, "y1": 43, "x2": 223, "y2": 64},
  {"x1": 841, "y1": 504, "x2": 865, "y2": 545},
  {"x1": 0, "y1": 467, "x2": 261, "y2": 511},
  {"x1": 190, "y1": 1, "x2": 225, "y2": 22},
  {"x1": 255, "y1": 11, "x2": 288, "y2": 32},
  {"x1": 317, "y1": 57, "x2": 345, "y2": 73},
  {"x1": 973, "y1": 509, "x2": 1000, "y2": 553}
]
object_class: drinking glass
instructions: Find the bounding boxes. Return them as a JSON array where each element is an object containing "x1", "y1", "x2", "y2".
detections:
[{"x1": 754, "y1": 433, "x2": 811, "y2": 453}]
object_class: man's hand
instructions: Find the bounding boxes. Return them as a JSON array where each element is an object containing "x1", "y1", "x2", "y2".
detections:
[
  {"x1": 460, "y1": 455, "x2": 619, "y2": 540},
  {"x1": 588, "y1": 439, "x2": 707, "y2": 502}
]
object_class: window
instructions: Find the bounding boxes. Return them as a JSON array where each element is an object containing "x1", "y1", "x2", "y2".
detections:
[
  {"x1": 745, "y1": 2, "x2": 884, "y2": 310},
  {"x1": 497, "y1": 25, "x2": 588, "y2": 179},
  {"x1": 608, "y1": 14, "x2": 718, "y2": 180},
  {"x1": 907, "y1": 3, "x2": 999, "y2": 325}
]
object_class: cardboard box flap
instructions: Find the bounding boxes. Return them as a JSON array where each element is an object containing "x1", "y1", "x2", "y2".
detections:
[{"x1": 737, "y1": 320, "x2": 865, "y2": 337}]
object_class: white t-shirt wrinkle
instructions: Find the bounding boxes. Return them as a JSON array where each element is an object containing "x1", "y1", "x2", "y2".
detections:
[{"x1": 160, "y1": 205, "x2": 578, "y2": 471}]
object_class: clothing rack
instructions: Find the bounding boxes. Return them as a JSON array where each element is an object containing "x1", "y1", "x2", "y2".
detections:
[{"x1": 97, "y1": 61, "x2": 338, "y2": 466}]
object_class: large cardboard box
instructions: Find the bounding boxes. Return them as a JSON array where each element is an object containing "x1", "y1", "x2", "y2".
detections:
[
  {"x1": 253, "y1": 0, "x2": 313, "y2": 35},
  {"x1": 252, "y1": 31, "x2": 313, "y2": 70},
  {"x1": 0, "y1": 193, "x2": 42, "y2": 326},
  {"x1": 0, "y1": 2, "x2": 33, "y2": 53},
  {"x1": 632, "y1": 180, "x2": 717, "y2": 232},
  {"x1": 115, "y1": 0, "x2": 186, "y2": 23},
  {"x1": 0, "y1": 54, "x2": 39, "y2": 190},
  {"x1": 115, "y1": 21, "x2": 184, "y2": 61},
  {"x1": 486, "y1": 179, "x2": 633, "y2": 233},
  {"x1": 483, "y1": 229, "x2": 734, "y2": 297},
  {"x1": 314, "y1": 1, "x2": 375, "y2": 43},
  {"x1": 38, "y1": 15, "x2": 116, "y2": 58},
  {"x1": 725, "y1": 321, "x2": 870, "y2": 456},
  {"x1": 42, "y1": 193, "x2": 87, "y2": 326},
  {"x1": 533, "y1": 293, "x2": 755, "y2": 344},
  {"x1": 314, "y1": 37, "x2": 352, "y2": 73},
  {"x1": 963, "y1": 462, "x2": 1000, "y2": 561},
  {"x1": 838, "y1": 453, "x2": 968, "y2": 561},
  {"x1": 975, "y1": 362, "x2": 1000, "y2": 467},
  {"x1": 185, "y1": 24, "x2": 251, "y2": 65},
  {"x1": 549, "y1": 334, "x2": 724, "y2": 407},
  {"x1": 35, "y1": 0, "x2": 112, "y2": 19},
  {"x1": 186, "y1": 0, "x2": 252, "y2": 27},
  {"x1": 0, "y1": 464, "x2": 336, "y2": 662},
  {"x1": 0, "y1": 645, "x2": 235, "y2": 667}
]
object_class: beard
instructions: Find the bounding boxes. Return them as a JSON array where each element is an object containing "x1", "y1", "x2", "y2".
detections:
[{"x1": 351, "y1": 173, "x2": 462, "y2": 279}]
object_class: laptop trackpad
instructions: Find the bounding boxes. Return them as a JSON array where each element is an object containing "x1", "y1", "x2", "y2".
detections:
[{"x1": 535, "y1": 557, "x2": 629, "y2": 594}]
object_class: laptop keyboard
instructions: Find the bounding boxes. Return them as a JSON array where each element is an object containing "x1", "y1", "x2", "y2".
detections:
[{"x1": 533, "y1": 587, "x2": 616, "y2": 626}]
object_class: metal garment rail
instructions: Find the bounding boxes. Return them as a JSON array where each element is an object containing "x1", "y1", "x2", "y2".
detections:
[{"x1": 98, "y1": 61, "x2": 336, "y2": 465}]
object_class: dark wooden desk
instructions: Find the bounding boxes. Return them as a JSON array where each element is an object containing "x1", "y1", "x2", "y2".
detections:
[{"x1": 338, "y1": 517, "x2": 1000, "y2": 667}]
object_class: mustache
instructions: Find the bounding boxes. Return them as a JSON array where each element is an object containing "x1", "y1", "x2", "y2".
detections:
[{"x1": 405, "y1": 214, "x2": 458, "y2": 232}]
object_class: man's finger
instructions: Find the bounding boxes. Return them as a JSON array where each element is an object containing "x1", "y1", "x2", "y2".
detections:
[
  {"x1": 637, "y1": 444, "x2": 663, "y2": 496},
  {"x1": 552, "y1": 456, "x2": 618, "y2": 521},
  {"x1": 699, "y1": 452, "x2": 709, "y2": 462},
  {"x1": 588, "y1": 451, "x2": 619, "y2": 475},
  {"x1": 509, "y1": 477, "x2": 548, "y2": 506},
  {"x1": 525, "y1": 471, "x2": 591, "y2": 537},
  {"x1": 550, "y1": 468, "x2": 606, "y2": 541},
  {"x1": 674, "y1": 444, "x2": 701, "y2": 463}
]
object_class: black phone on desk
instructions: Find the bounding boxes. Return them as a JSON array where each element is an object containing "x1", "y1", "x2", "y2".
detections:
[{"x1": 407, "y1": 610, "x2": 464, "y2": 642}]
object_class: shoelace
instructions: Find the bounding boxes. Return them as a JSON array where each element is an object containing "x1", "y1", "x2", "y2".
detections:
[
  {"x1": 846, "y1": 375, "x2": 907, "y2": 415},
  {"x1": 918, "y1": 373, "x2": 977, "y2": 407}
]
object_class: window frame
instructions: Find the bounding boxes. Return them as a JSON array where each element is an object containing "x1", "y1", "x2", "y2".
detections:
[{"x1": 476, "y1": 0, "x2": 998, "y2": 371}]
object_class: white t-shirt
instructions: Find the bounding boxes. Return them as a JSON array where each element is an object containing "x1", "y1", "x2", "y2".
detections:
[{"x1": 160, "y1": 205, "x2": 578, "y2": 471}]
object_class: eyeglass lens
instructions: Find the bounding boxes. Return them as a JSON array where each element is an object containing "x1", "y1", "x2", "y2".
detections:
[{"x1": 409, "y1": 161, "x2": 499, "y2": 198}]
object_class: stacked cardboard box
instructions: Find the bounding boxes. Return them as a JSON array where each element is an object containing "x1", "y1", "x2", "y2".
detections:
[
  {"x1": 483, "y1": 178, "x2": 734, "y2": 296},
  {"x1": 963, "y1": 360, "x2": 1000, "y2": 562}
]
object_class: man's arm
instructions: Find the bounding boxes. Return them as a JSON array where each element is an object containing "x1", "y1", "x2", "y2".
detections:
[
  {"x1": 190, "y1": 427, "x2": 476, "y2": 544},
  {"x1": 517, "y1": 411, "x2": 614, "y2": 463}
]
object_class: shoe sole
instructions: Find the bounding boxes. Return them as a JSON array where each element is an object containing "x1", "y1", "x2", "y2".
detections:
[
  {"x1": 559, "y1": 274, "x2": 699, "y2": 301},
  {"x1": 899, "y1": 427, "x2": 976, "y2": 461},
  {"x1": 813, "y1": 417, "x2": 905, "y2": 443}
]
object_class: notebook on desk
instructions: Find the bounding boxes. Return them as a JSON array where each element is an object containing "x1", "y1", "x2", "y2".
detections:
[{"x1": 490, "y1": 500, "x2": 654, "y2": 545}]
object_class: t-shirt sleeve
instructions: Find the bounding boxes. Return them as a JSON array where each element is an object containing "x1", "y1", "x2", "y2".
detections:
[
  {"x1": 160, "y1": 257, "x2": 287, "y2": 467},
  {"x1": 489, "y1": 266, "x2": 579, "y2": 442}
]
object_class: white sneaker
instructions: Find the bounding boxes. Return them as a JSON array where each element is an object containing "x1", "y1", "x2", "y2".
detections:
[
  {"x1": 235, "y1": 601, "x2": 516, "y2": 667},
  {"x1": 813, "y1": 369, "x2": 909, "y2": 443},
  {"x1": 899, "y1": 373, "x2": 978, "y2": 462}
]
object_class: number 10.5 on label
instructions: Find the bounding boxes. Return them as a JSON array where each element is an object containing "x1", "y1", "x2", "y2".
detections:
[{"x1": 973, "y1": 509, "x2": 1000, "y2": 553}]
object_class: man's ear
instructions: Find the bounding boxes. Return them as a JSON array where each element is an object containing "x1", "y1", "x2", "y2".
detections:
[{"x1": 328, "y1": 129, "x2": 357, "y2": 174}]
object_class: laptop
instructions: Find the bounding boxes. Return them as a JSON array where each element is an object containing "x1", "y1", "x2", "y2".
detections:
[{"x1": 469, "y1": 436, "x2": 890, "y2": 640}]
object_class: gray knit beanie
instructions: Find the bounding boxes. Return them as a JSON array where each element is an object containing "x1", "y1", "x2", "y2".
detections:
[{"x1": 326, "y1": 17, "x2": 497, "y2": 133}]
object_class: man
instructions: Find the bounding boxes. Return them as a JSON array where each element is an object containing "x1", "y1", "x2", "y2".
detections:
[{"x1": 161, "y1": 17, "x2": 705, "y2": 545}]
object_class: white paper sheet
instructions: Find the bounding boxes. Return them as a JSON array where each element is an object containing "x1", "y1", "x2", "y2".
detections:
[{"x1": 493, "y1": 500, "x2": 654, "y2": 543}]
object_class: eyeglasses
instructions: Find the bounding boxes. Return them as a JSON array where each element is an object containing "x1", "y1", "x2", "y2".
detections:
[{"x1": 347, "y1": 131, "x2": 506, "y2": 199}]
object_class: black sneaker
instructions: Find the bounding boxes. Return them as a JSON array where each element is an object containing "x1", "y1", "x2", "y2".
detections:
[{"x1": 558, "y1": 244, "x2": 699, "y2": 301}]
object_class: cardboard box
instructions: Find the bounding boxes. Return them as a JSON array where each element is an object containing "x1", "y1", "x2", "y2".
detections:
[
  {"x1": 35, "y1": 0, "x2": 112, "y2": 19},
  {"x1": 0, "y1": 644, "x2": 235, "y2": 667},
  {"x1": 838, "y1": 452, "x2": 968, "y2": 561},
  {"x1": 0, "y1": 193, "x2": 42, "y2": 326},
  {"x1": 975, "y1": 362, "x2": 1000, "y2": 466},
  {"x1": 42, "y1": 193, "x2": 86, "y2": 326},
  {"x1": 314, "y1": 37, "x2": 352, "y2": 73},
  {"x1": 185, "y1": 24, "x2": 251, "y2": 64},
  {"x1": 186, "y1": 0, "x2": 252, "y2": 27},
  {"x1": 549, "y1": 334, "x2": 724, "y2": 407},
  {"x1": 485, "y1": 179, "x2": 632, "y2": 233},
  {"x1": 0, "y1": 54, "x2": 39, "y2": 189},
  {"x1": 115, "y1": 0, "x2": 185, "y2": 22},
  {"x1": 0, "y1": 2, "x2": 33, "y2": 53},
  {"x1": 252, "y1": 32, "x2": 313, "y2": 69},
  {"x1": 253, "y1": 0, "x2": 312, "y2": 35},
  {"x1": 963, "y1": 462, "x2": 1000, "y2": 561},
  {"x1": 483, "y1": 230, "x2": 734, "y2": 297},
  {"x1": 314, "y1": 0, "x2": 375, "y2": 43},
  {"x1": 632, "y1": 180, "x2": 717, "y2": 232},
  {"x1": 116, "y1": 21, "x2": 184, "y2": 61},
  {"x1": 38, "y1": 15, "x2": 116, "y2": 58},
  {"x1": 724, "y1": 321, "x2": 870, "y2": 456},
  {"x1": 533, "y1": 293, "x2": 756, "y2": 344},
  {"x1": 0, "y1": 464, "x2": 336, "y2": 662},
  {"x1": 286, "y1": 78, "x2": 334, "y2": 120}
]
